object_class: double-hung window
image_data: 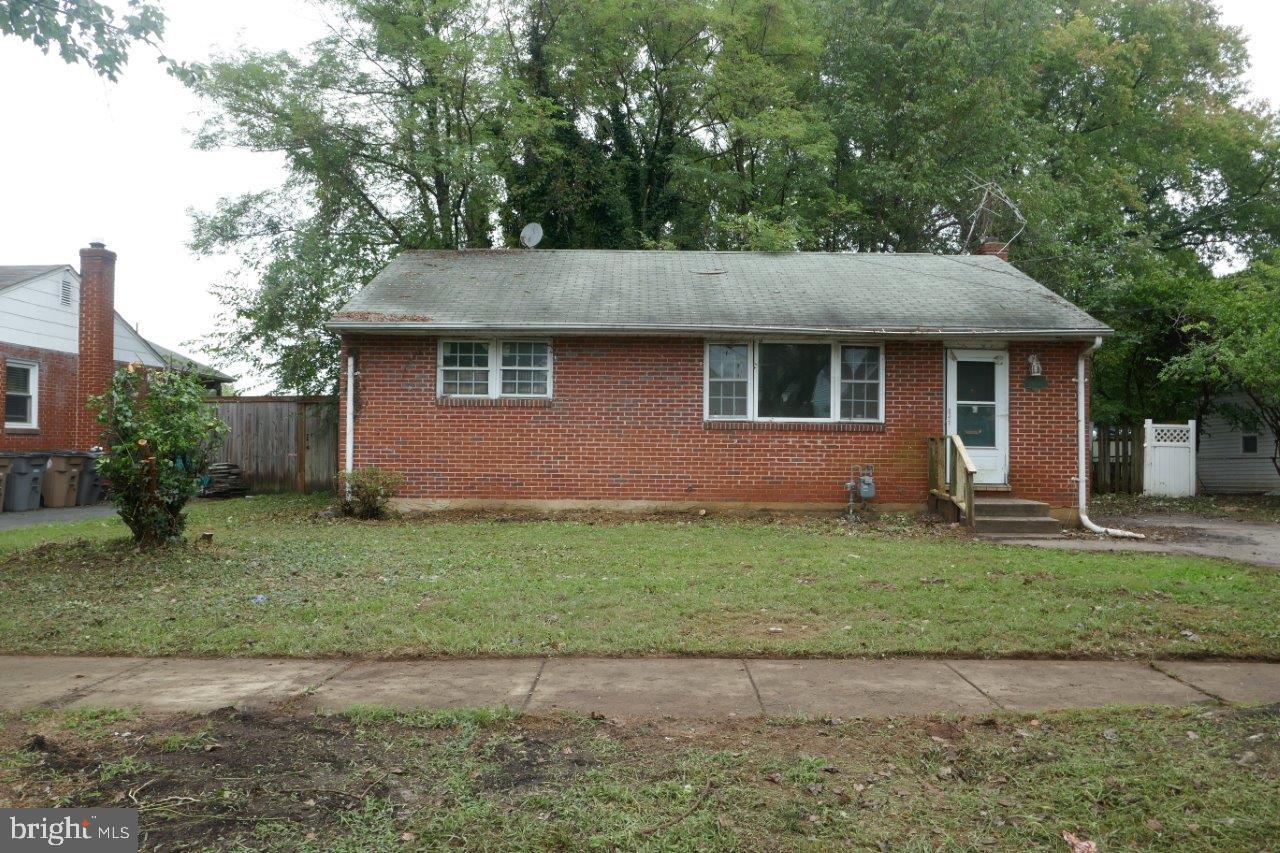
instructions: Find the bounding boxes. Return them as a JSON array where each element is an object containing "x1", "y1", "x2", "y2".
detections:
[
  {"x1": 704, "y1": 341, "x2": 883, "y2": 423},
  {"x1": 439, "y1": 340, "x2": 552, "y2": 398},
  {"x1": 4, "y1": 360, "x2": 37, "y2": 429}
]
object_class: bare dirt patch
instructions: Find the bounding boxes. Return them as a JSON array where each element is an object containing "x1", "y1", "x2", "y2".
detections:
[{"x1": 2, "y1": 704, "x2": 1277, "y2": 850}]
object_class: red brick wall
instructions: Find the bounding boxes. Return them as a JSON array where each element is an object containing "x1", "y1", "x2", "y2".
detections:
[
  {"x1": 339, "y1": 335, "x2": 1089, "y2": 508},
  {"x1": 0, "y1": 343, "x2": 80, "y2": 452},
  {"x1": 1007, "y1": 341, "x2": 1086, "y2": 506},
  {"x1": 76, "y1": 245, "x2": 116, "y2": 449}
]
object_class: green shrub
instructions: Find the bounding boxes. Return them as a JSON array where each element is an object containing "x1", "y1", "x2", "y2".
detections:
[
  {"x1": 90, "y1": 365, "x2": 227, "y2": 545},
  {"x1": 338, "y1": 467, "x2": 404, "y2": 519}
]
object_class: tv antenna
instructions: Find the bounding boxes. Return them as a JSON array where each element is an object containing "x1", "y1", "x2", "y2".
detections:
[
  {"x1": 963, "y1": 175, "x2": 1026, "y2": 251},
  {"x1": 519, "y1": 222, "x2": 544, "y2": 248}
]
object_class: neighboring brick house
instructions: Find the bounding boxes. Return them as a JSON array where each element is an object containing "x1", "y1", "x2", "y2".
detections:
[
  {"x1": 1, "y1": 243, "x2": 231, "y2": 453},
  {"x1": 327, "y1": 247, "x2": 1112, "y2": 526}
]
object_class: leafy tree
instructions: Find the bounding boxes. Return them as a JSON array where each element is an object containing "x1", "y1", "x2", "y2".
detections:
[
  {"x1": 91, "y1": 366, "x2": 227, "y2": 545},
  {"x1": 1164, "y1": 254, "x2": 1280, "y2": 476},
  {"x1": 0, "y1": 0, "x2": 187, "y2": 81},
  {"x1": 190, "y1": 0, "x2": 517, "y2": 392},
  {"x1": 189, "y1": 0, "x2": 1280, "y2": 418}
]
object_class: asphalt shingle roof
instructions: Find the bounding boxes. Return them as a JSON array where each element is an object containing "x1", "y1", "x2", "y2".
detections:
[
  {"x1": 329, "y1": 250, "x2": 1110, "y2": 338},
  {"x1": 0, "y1": 265, "x2": 68, "y2": 291}
]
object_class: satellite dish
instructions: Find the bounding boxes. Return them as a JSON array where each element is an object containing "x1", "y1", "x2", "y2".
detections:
[{"x1": 519, "y1": 222, "x2": 544, "y2": 248}]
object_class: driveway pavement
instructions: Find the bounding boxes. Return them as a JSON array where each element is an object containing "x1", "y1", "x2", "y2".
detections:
[
  {"x1": 1003, "y1": 513, "x2": 1280, "y2": 568},
  {"x1": 0, "y1": 503, "x2": 116, "y2": 531},
  {"x1": 3, "y1": 655, "x2": 1277, "y2": 718}
]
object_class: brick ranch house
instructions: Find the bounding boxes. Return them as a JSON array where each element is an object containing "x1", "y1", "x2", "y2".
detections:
[
  {"x1": 1, "y1": 243, "x2": 231, "y2": 454},
  {"x1": 328, "y1": 247, "x2": 1113, "y2": 527}
]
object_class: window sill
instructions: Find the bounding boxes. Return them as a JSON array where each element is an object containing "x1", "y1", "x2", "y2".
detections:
[
  {"x1": 4, "y1": 426, "x2": 39, "y2": 435},
  {"x1": 438, "y1": 396, "x2": 554, "y2": 408},
  {"x1": 704, "y1": 420, "x2": 885, "y2": 433}
]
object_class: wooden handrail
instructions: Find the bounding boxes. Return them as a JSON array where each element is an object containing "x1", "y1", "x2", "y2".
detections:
[
  {"x1": 950, "y1": 434, "x2": 977, "y2": 477},
  {"x1": 926, "y1": 434, "x2": 978, "y2": 528}
]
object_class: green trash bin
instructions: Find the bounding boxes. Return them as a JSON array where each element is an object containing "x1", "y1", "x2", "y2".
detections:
[
  {"x1": 41, "y1": 453, "x2": 85, "y2": 508},
  {"x1": 2, "y1": 453, "x2": 49, "y2": 511}
]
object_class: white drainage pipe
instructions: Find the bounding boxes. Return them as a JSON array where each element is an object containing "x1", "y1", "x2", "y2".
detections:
[
  {"x1": 345, "y1": 353, "x2": 355, "y2": 498},
  {"x1": 1077, "y1": 337, "x2": 1144, "y2": 538}
]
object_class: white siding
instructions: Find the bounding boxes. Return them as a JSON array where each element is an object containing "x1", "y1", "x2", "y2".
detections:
[
  {"x1": 0, "y1": 269, "x2": 166, "y2": 370},
  {"x1": 1198, "y1": 394, "x2": 1280, "y2": 494},
  {"x1": 114, "y1": 314, "x2": 165, "y2": 367},
  {"x1": 0, "y1": 268, "x2": 78, "y2": 353}
]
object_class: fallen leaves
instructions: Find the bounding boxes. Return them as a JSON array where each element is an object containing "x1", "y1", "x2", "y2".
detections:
[{"x1": 1062, "y1": 830, "x2": 1098, "y2": 852}]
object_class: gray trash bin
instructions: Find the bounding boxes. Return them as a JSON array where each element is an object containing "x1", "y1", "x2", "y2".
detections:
[
  {"x1": 0, "y1": 455, "x2": 12, "y2": 512},
  {"x1": 2, "y1": 453, "x2": 50, "y2": 512},
  {"x1": 76, "y1": 452, "x2": 105, "y2": 505}
]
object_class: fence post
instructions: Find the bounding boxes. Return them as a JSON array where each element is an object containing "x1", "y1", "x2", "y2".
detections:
[
  {"x1": 296, "y1": 402, "x2": 308, "y2": 493},
  {"x1": 1099, "y1": 425, "x2": 1111, "y2": 494},
  {"x1": 1131, "y1": 423, "x2": 1143, "y2": 494},
  {"x1": 1188, "y1": 419, "x2": 1197, "y2": 495}
]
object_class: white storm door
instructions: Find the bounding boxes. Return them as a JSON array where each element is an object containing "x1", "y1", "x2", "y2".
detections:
[{"x1": 945, "y1": 349, "x2": 1009, "y2": 485}]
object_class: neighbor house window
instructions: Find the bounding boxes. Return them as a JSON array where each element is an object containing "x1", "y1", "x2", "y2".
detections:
[
  {"x1": 439, "y1": 340, "x2": 552, "y2": 398},
  {"x1": 4, "y1": 360, "x2": 37, "y2": 428},
  {"x1": 1242, "y1": 433, "x2": 1258, "y2": 455},
  {"x1": 705, "y1": 341, "x2": 884, "y2": 423}
]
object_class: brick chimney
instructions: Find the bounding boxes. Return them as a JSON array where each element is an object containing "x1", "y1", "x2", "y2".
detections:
[
  {"x1": 975, "y1": 239, "x2": 1010, "y2": 262},
  {"x1": 77, "y1": 241, "x2": 116, "y2": 449}
]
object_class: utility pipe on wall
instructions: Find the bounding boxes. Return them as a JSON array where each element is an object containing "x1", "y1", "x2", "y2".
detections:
[
  {"x1": 345, "y1": 354, "x2": 355, "y2": 493},
  {"x1": 1077, "y1": 337, "x2": 1144, "y2": 538}
]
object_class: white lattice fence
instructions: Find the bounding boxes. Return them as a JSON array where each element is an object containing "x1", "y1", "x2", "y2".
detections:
[{"x1": 1142, "y1": 419, "x2": 1196, "y2": 497}]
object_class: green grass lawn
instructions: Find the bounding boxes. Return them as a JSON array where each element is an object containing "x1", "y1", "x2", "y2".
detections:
[
  {"x1": 2, "y1": 704, "x2": 1276, "y2": 850},
  {"x1": 0, "y1": 495, "x2": 1276, "y2": 659}
]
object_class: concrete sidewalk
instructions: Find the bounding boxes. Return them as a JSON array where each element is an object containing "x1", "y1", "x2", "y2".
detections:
[{"x1": 4, "y1": 656, "x2": 1279, "y2": 718}]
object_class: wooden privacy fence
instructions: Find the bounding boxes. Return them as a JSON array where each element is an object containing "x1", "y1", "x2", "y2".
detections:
[
  {"x1": 206, "y1": 396, "x2": 338, "y2": 493},
  {"x1": 1091, "y1": 423, "x2": 1143, "y2": 494}
]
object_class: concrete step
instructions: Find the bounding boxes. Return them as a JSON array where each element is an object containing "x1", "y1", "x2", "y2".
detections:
[
  {"x1": 974, "y1": 516, "x2": 1063, "y2": 536},
  {"x1": 974, "y1": 497, "x2": 1053, "y2": 518}
]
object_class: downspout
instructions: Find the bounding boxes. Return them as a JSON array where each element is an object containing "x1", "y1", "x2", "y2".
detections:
[
  {"x1": 1078, "y1": 337, "x2": 1144, "y2": 538},
  {"x1": 344, "y1": 353, "x2": 355, "y2": 495}
]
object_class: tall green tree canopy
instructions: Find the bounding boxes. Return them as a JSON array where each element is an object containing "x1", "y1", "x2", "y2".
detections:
[
  {"x1": 2, "y1": 0, "x2": 171, "y2": 80},
  {"x1": 1164, "y1": 253, "x2": 1280, "y2": 474},
  {"x1": 191, "y1": 0, "x2": 1280, "y2": 410}
]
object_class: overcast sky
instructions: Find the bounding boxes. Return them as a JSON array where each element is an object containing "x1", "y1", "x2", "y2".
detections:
[{"x1": 1, "y1": 0, "x2": 1277, "y2": 392}]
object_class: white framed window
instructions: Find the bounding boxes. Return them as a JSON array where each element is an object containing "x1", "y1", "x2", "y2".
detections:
[
  {"x1": 438, "y1": 339, "x2": 552, "y2": 398},
  {"x1": 500, "y1": 341, "x2": 551, "y2": 396},
  {"x1": 704, "y1": 340, "x2": 885, "y2": 423},
  {"x1": 440, "y1": 340, "x2": 491, "y2": 396},
  {"x1": 707, "y1": 344, "x2": 750, "y2": 417},
  {"x1": 1241, "y1": 433, "x2": 1258, "y2": 455},
  {"x1": 4, "y1": 359, "x2": 38, "y2": 428}
]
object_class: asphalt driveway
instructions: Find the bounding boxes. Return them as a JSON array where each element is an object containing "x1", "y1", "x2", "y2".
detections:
[
  {"x1": 0, "y1": 503, "x2": 116, "y2": 531},
  {"x1": 1006, "y1": 512, "x2": 1280, "y2": 568}
]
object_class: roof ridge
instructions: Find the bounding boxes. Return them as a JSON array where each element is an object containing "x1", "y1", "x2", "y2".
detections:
[{"x1": 398, "y1": 248, "x2": 966, "y2": 257}]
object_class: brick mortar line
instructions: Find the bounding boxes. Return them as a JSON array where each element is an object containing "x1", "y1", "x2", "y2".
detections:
[
  {"x1": 521, "y1": 659, "x2": 548, "y2": 711},
  {"x1": 42, "y1": 659, "x2": 153, "y2": 709},
  {"x1": 741, "y1": 660, "x2": 766, "y2": 716},
  {"x1": 1148, "y1": 661, "x2": 1229, "y2": 705},
  {"x1": 943, "y1": 662, "x2": 1005, "y2": 711}
]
